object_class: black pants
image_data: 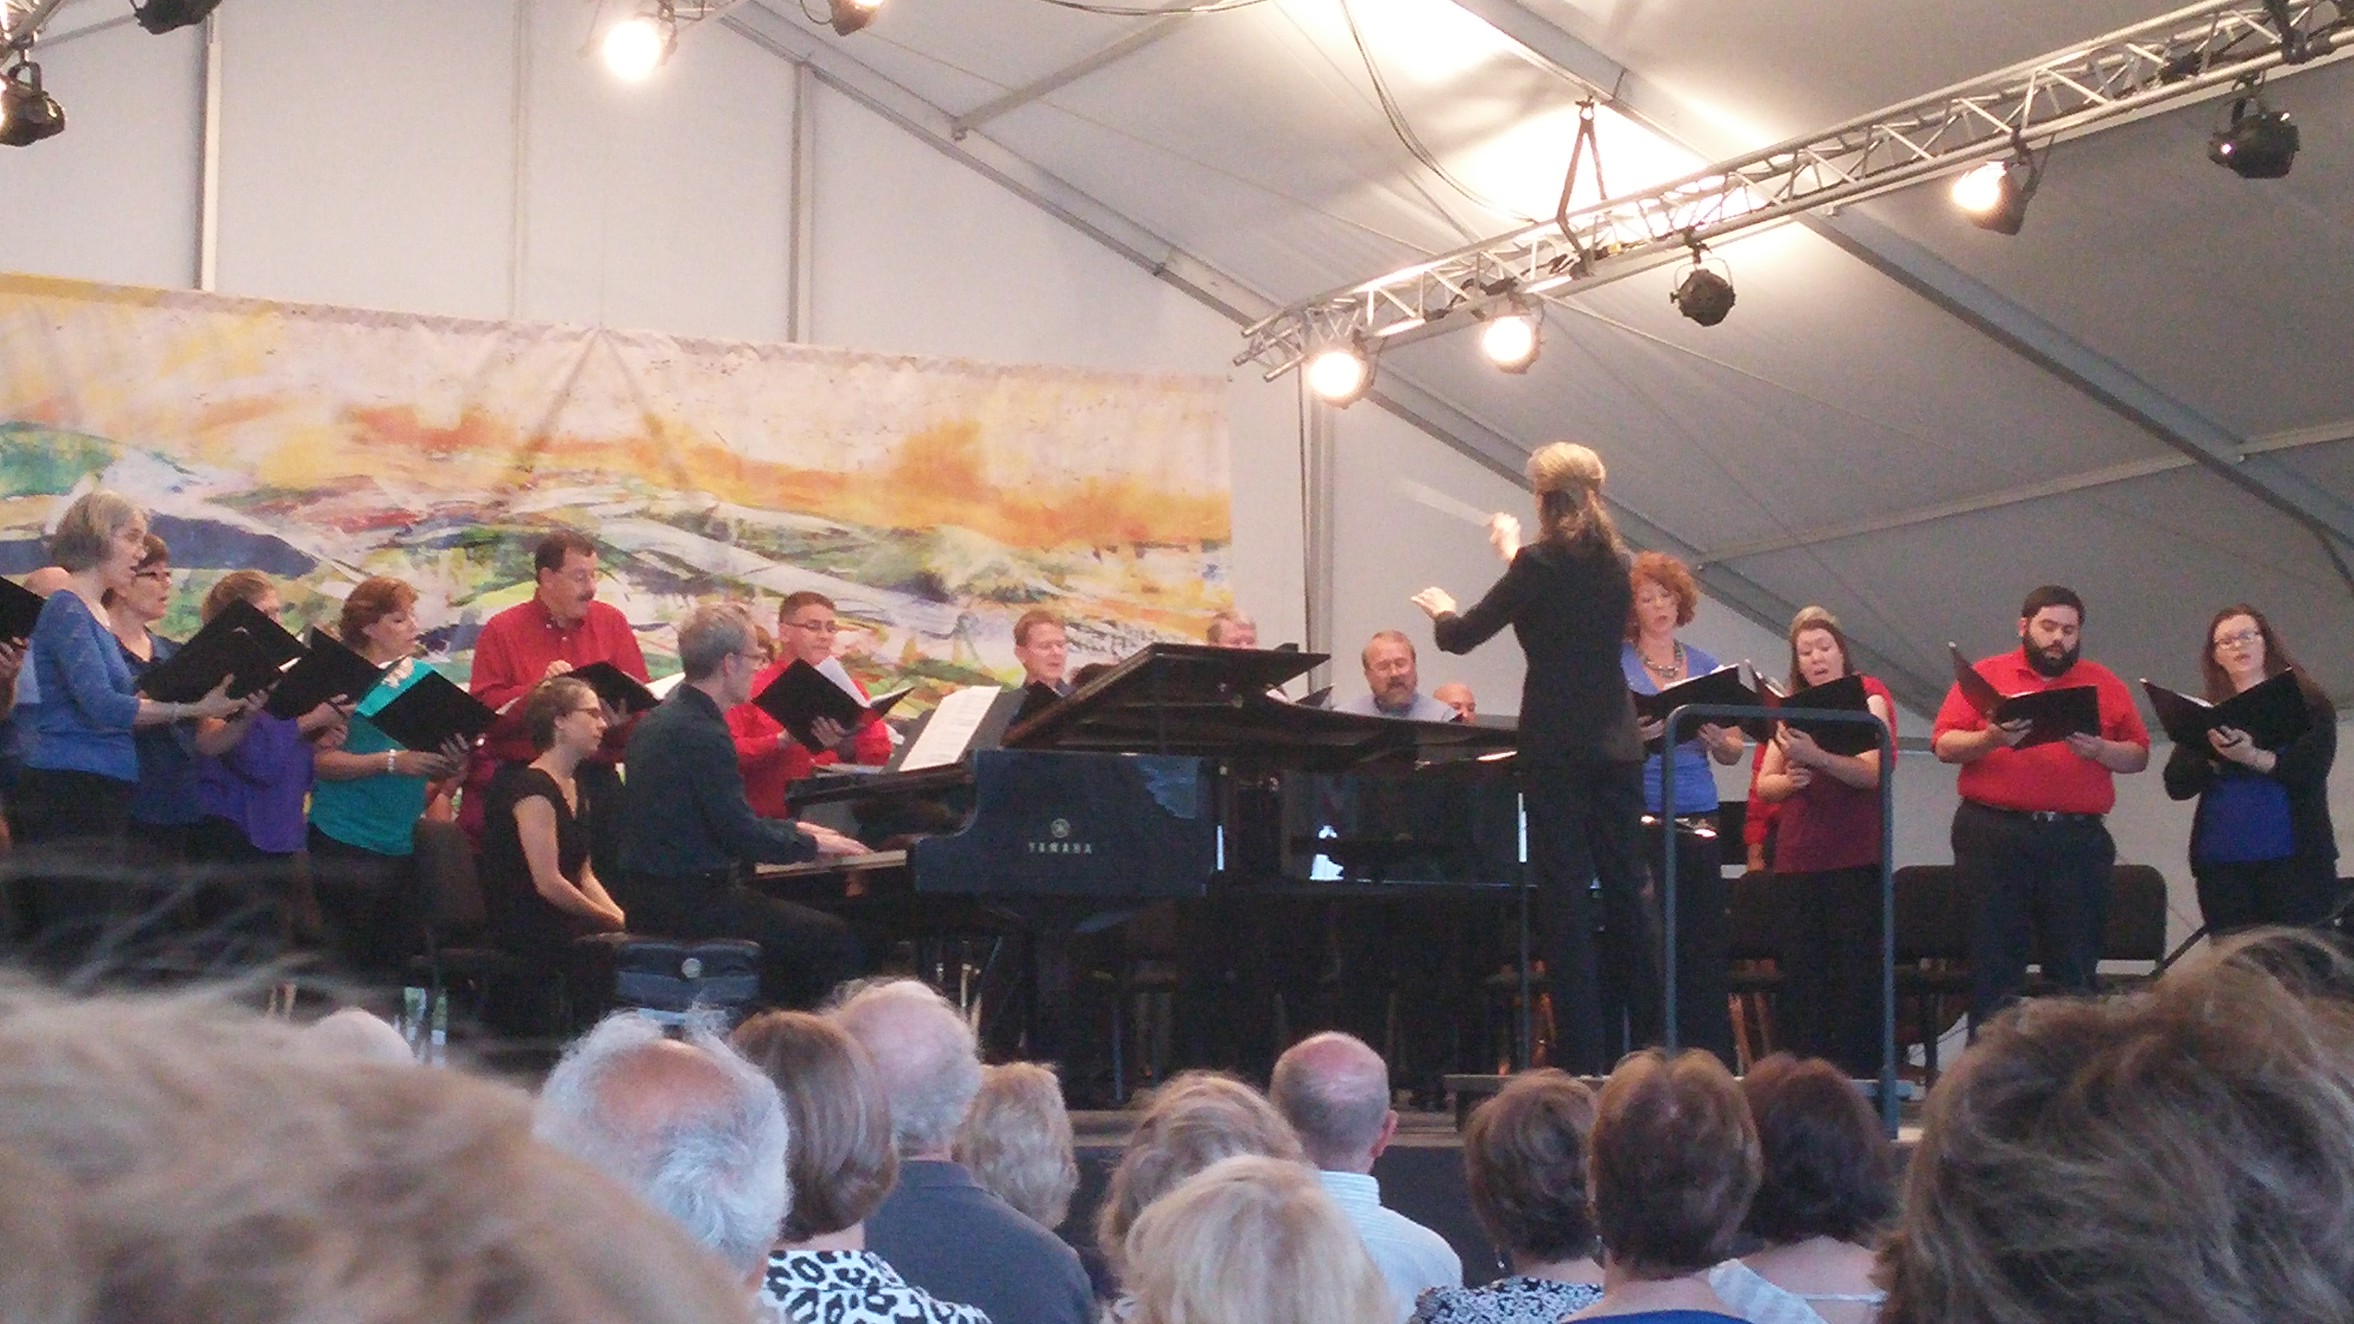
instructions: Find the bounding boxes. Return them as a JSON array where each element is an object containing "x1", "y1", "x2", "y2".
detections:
[
  {"x1": 2194, "y1": 853, "x2": 2340, "y2": 935},
  {"x1": 1522, "y1": 757, "x2": 1657, "y2": 1075},
  {"x1": 306, "y1": 825, "x2": 422, "y2": 990},
  {"x1": 1645, "y1": 819, "x2": 1735, "y2": 1068},
  {"x1": 1775, "y1": 863, "x2": 1887, "y2": 1077},
  {"x1": 184, "y1": 815, "x2": 302, "y2": 966},
  {"x1": 1954, "y1": 800, "x2": 2115, "y2": 1031},
  {"x1": 11, "y1": 768, "x2": 140, "y2": 966},
  {"x1": 620, "y1": 872, "x2": 866, "y2": 1010}
]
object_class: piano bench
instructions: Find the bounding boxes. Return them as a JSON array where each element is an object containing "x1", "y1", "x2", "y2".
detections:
[{"x1": 572, "y1": 934, "x2": 763, "y2": 1023}]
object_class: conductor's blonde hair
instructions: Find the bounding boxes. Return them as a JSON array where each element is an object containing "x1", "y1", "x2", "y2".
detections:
[
  {"x1": 1526, "y1": 442, "x2": 1620, "y2": 549},
  {"x1": 1125, "y1": 1155, "x2": 1391, "y2": 1324}
]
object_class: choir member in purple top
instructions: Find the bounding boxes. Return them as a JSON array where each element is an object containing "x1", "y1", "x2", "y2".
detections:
[{"x1": 191, "y1": 572, "x2": 351, "y2": 864}]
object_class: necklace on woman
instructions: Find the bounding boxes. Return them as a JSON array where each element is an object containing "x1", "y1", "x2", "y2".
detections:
[{"x1": 1641, "y1": 640, "x2": 1684, "y2": 681}]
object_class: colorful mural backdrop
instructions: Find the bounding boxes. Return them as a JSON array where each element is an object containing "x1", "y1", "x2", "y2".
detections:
[{"x1": 0, "y1": 274, "x2": 1234, "y2": 705}]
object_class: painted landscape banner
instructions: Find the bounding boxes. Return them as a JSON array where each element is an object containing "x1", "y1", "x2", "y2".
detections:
[{"x1": 0, "y1": 274, "x2": 1233, "y2": 706}]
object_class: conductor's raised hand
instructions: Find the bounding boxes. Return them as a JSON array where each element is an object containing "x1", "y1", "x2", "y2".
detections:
[
  {"x1": 1410, "y1": 587, "x2": 1456, "y2": 620},
  {"x1": 1487, "y1": 512, "x2": 1522, "y2": 562}
]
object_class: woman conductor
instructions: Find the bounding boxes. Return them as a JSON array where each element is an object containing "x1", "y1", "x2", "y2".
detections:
[{"x1": 1413, "y1": 442, "x2": 1655, "y2": 1075}]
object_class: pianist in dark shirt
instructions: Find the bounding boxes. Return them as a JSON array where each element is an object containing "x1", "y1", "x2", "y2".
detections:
[
  {"x1": 619, "y1": 601, "x2": 870, "y2": 1008},
  {"x1": 1413, "y1": 441, "x2": 1656, "y2": 1076}
]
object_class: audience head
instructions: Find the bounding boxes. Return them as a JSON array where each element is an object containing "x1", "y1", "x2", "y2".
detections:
[
  {"x1": 954, "y1": 1062, "x2": 1080, "y2": 1230},
  {"x1": 0, "y1": 985, "x2": 751, "y2": 1323},
  {"x1": 523, "y1": 675, "x2": 604, "y2": 754},
  {"x1": 1785, "y1": 605, "x2": 1856, "y2": 690},
  {"x1": 828, "y1": 978, "x2": 983, "y2": 1159},
  {"x1": 1462, "y1": 1068, "x2": 1599, "y2": 1269},
  {"x1": 676, "y1": 601, "x2": 758, "y2": 687},
  {"x1": 1589, "y1": 1049, "x2": 1761, "y2": 1279},
  {"x1": 291, "y1": 1007, "x2": 415, "y2": 1066},
  {"x1": 1359, "y1": 630, "x2": 1419, "y2": 709},
  {"x1": 731, "y1": 1010, "x2": 897, "y2": 1243},
  {"x1": 1739, "y1": 1054, "x2": 1895, "y2": 1248},
  {"x1": 1097, "y1": 1070, "x2": 1305, "y2": 1278},
  {"x1": 535, "y1": 1012, "x2": 791, "y2": 1279},
  {"x1": 1525, "y1": 441, "x2": 1620, "y2": 549},
  {"x1": 1206, "y1": 608, "x2": 1257, "y2": 648},
  {"x1": 1626, "y1": 551, "x2": 1698, "y2": 640},
  {"x1": 338, "y1": 575, "x2": 420, "y2": 655},
  {"x1": 1124, "y1": 1154, "x2": 1391, "y2": 1324},
  {"x1": 202, "y1": 570, "x2": 281, "y2": 624},
  {"x1": 1880, "y1": 954, "x2": 2354, "y2": 1324},
  {"x1": 47, "y1": 489, "x2": 146, "y2": 575},
  {"x1": 2200, "y1": 601, "x2": 2298, "y2": 701},
  {"x1": 1269, "y1": 1031, "x2": 1395, "y2": 1173}
]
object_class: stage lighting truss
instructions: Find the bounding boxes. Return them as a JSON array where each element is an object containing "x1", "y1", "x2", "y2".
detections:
[{"x1": 1237, "y1": 0, "x2": 2353, "y2": 381}]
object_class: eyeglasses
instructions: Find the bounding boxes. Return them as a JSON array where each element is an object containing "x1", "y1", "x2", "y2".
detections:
[
  {"x1": 569, "y1": 704, "x2": 606, "y2": 717},
  {"x1": 783, "y1": 619, "x2": 837, "y2": 633},
  {"x1": 732, "y1": 649, "x2": 766, "y2": 665},
  {"x1": 2212, "y1": 629, "x2": 2262, "y2": 650},
  {"x1": 132, "y1": 568, "x2": 170, "y2": 583}
]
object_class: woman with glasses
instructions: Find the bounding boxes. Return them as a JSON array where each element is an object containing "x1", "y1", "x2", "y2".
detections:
[{"x1": 2163, "y1": 605, "x2": 2338, "y2": 934}]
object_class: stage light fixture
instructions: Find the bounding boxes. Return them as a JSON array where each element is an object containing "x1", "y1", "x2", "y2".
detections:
[
  {"x1": 827, "y1": 0, "x2": 883, "y2": 36},
  {"x1": 131, "y1": 0, "x2": 226, "y2": 35},
  {"x1": 2209, "y1": 94, "x2": 2298, "y2": 178},
  {"x1": 1478, "y1": 305, "x2": 1541, "y2": 373},
  {"x1": 1950, "y1": 154, "x2": 2039, "y2": 234},
  {"x1": 1304, "y1": 338, "x2": 1373, "y2": 407},
  {"x1": 1669, "y1": 257, "x2": 1735, "y2": 328},
  {"x1": 601, "y1": 8, "x2": 676, "y2": 82},
  {"x1": 0, "y1": 60, "x2": 65, "y2": 148}
]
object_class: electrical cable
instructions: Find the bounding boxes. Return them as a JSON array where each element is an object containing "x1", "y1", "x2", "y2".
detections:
[{"x1": 1335, "y1": 0, "x2": 1540, "y2": 224}]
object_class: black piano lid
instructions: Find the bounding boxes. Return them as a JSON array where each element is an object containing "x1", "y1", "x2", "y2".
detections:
[{"x1": 1005, "y1": 641, "x2": 1515, "y2": 771}]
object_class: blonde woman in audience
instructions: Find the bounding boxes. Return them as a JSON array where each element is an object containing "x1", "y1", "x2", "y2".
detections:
[
  {"x1": 1879, "y1": 938, "x2": 2354, "y2": 1324},
  {"x1": 1569, "y1": 1050, "x2": 1757, "y2": 1322},
  {"x1": 1708, "y1": 1055, "x2": 1892, "y2": 1324},
  {"x1": 1123, "y1": 1154, "x2": 1392, "y2": 1324},
  {"x1": 0, "y1": 985, "x2": 753, "y2": 1324},
  {"x1": 1412, "y1": 1069, "x2": 1604, "y2": 1324},
  {"x1": 733, "y1": 1010, "x2": 991, "y2": 1324},
  {"x1": 1096, "y1": 1071, "x2": 1307, "y2": 1295},
  {"x1": 954, "y1": 1062, "x2": 1081, "y2": 1232}
]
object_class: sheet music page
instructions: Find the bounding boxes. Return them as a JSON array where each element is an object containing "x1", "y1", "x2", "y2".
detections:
[
  {"x1": 899, "y1": 685, "x2": 998, "y2": 771},
  {"x1": 815, "y1": 656, "x2": 866, "y2": 701}
]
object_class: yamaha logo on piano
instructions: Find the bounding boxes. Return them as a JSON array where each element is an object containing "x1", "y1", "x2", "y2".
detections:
[{"x1": 1028, "y1": 817, "x2": 1094, "y2": 855}]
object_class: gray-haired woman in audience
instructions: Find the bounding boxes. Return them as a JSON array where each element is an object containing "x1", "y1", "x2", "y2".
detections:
[
  {"x1": 733, "y1": 1010, "x2": 992, "y2": 1324},
  {"x1": 1412, "y1": 1069, "x2": 1603, "y2": 1324},
  {"x1": 954, "y1": 1062, "x2": 1081, "y2": 1232},
  {"x1": 1096, "y1": 1071, "x2": 1307, "y2": 1305},
  {"x1": 1567, "y1": 1049, "x2": 1757, "y2": 1322},
  {"x1": 1707, "y1": 1055, "x2": 1892, "y2": 1324}
]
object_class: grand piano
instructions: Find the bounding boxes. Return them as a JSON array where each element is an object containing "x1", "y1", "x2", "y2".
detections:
[{"x1": 753, "y1": 642, "x2": 1521, "y2": 1077}]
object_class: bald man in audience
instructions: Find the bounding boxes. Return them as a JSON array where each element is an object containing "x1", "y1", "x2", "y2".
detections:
[
  {"x1": 1432, "y1": 683, "x2": 1475, "y2": 722},
  {"x1": 835, "y1": 978, "x2": 1094, "y2": 1324},
  {"x1": 535, "y1": 1012, "x2": 792, "y2": 1286},
  {"x1": 1335, "y1": 631, "x2": 1455, "y2": 722},
  {"x1": 1269, "y1": 1031, "x2": 1462, "y2": 1321}
]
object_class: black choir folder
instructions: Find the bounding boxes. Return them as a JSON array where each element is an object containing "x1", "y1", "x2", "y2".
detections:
[
  {"x1": 1947, "y1": 644, "x2": 2099, "y2": 748},
  {"x1": 570, "y1": 661, "x2": 660, "y2": 716},
  {"x1": 1761, "y1": 673, "x2": 1880, "y2": 756},
  {"x1": 264, "y1": 629, "x2": 390, "y2": 721},
  {"x1": 1632, "y1": 664, "x2": 1761, "y2": 753},
  {"x1": 0, "y1": 576, "x2": 44, "y2": 642},
  {"x1": 369, "y1": 670, "x2": 496, "y2": 752},
  {"x1": 752, "y1": 659, "x2": 911, "y2": 752},
  {"x1": 2141, "y1": 670, "x2": 2311, "y2": 751},
  {"x1": 136, "y1": 598, "x2": 305, "y2": 704}
]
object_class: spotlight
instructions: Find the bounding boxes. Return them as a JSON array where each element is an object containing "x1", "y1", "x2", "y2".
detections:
[
  {"x1": 1478, "y1": 305, "x2": 1541, "y2": 373},
  {"x1": 1669, "y1": 260, "x2": 1735, "y2": 327},
  {"x1": 1304, "y1": 338, "x2": 1373, "y2": 407},
  {"x1": 0, "y1": 61, "x2": 65, "y2": 148},
  {"x1": 1950, "y1": 155, "x2": 2039, "y2": 235},
  {"x1": 2209, "y1": 96, "x2": 2298, "y2": 178},
  {"x1": 827, "y1": 0, "x2": 883, "y2": 36},
  {"x1": 601, "y1": 10, "x2": 675, "y2": 82},
  {"x1": 130, "y1": 0, "x2": 225, "y2": 35}
]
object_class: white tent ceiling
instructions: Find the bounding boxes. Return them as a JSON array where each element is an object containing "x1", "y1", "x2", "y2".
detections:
[{"x1": 660, "y1": 2, "x2": 2348, "y2": 706}]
